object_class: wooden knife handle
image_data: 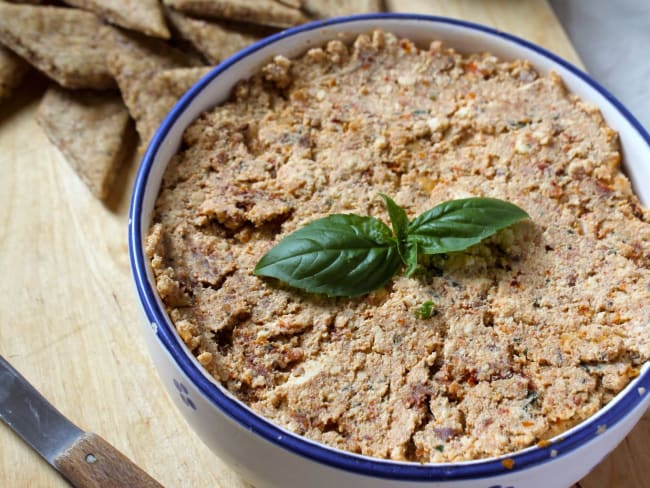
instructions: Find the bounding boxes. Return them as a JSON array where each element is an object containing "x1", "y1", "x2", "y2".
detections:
[{"x1": 53, "y1": 432, "x2": 164, "y2": 488}]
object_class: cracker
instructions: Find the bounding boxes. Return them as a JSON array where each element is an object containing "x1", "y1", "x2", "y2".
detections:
[
  {"x1": 0, "y1": 45, "x2": 29, "y2": 101},
  {"x1": 275, "y1": 0, "x2": 301, "y2": 8},
  {"x1": 302, "y1": 0, "x2": 383, "y2": 18},
  {"x1": 166, "y1": 8, "x2": 266, "y2": 64},
  {"x1": 107, "y1": 32, "x2": 208, "y2": 145},
  {"x1": 107, "y1": 30, "x2": 202, "y2": 84},
  {"x1": 134, "y1": 66, "x2": 212, "y2": 145},
  {"x1": 37, "y1": 87, "x2": 131, "y2": 200},
  {"x1": 62, "y1": 0, "x2": 170, "y2": 39},
  {"x1": 0, "y1": 3, "x2": 114, "y2": 89},
  {"x1": 162, "y1": 0, "x2": 308, "y2": 28}
]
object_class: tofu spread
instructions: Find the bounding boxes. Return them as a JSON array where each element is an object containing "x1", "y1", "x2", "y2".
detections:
[{"x1": 145, "y1": 31, "x2": 650, "y2": 462}]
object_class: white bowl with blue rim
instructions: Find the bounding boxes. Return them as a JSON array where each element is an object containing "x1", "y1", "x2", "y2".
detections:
[{"x1": 129, "y1": 13, "x2": 650, "y2": 488}]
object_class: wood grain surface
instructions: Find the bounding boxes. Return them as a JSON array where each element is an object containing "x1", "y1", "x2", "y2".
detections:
[{"x1": 0, "y1": 1, "x2": 646, "y2": 487}]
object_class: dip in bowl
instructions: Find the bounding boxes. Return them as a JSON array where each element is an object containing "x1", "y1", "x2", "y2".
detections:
[{"x1": 129, "y1": 14, "x2": 650, "y2": 488}]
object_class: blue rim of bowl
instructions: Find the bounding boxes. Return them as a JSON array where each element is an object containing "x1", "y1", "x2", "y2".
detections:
[{"x1": 129, "y1": 13, "x2": 650, "y2": 481}]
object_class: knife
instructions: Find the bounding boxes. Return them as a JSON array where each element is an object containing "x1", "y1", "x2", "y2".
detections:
[{"x1": 0, "y1": 355, "x2": 163, "y2": 487}]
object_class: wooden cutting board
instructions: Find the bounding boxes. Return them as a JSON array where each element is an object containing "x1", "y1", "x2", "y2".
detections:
[{"x1": 0, "y1": 1, "x2": 647, "y2": 487}]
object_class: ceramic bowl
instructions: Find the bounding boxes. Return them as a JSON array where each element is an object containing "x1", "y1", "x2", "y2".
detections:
[{"x1": 129, "y1": 14, "x2": 650, "y2": 488}]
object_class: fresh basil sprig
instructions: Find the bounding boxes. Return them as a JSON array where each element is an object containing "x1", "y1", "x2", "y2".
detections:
[{"x1": 254, "y1": 196, "x2": 529, "y2": 297}]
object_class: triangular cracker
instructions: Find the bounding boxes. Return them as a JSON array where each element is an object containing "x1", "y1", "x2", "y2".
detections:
[
  {"x1": 0, "y1": 3, "x2": 115, "y2": 89},
  {"x1": 0, "y1": 45, "x2": 29, "y2": 101},
  {"x1": 162, "y1": 0, "x2": 308, "y2": 28},
  {"x1": 62, "y1": 0, "x2": 170, "y2": 39},
  {"x1": 107, "y1": 30, "x2": 202, "y2": 84},
  {"x1": 276, "y1": 0, "x2": 302, "y2": 9},
  {"x1": 131, "y1": 66, "x2": 212, "y2": 145},
  {"x1": 166, "y1": 8, "x2": 266, "y2": 64},
  {"x1": 107, "y1": 31, "x2": 208, "y2": 145},
  {"x1": 37, "y1": 87, "x2": 131, "y2": 200},
  {"x1": 303, "y1": 0, "x2": 382, "y2": 18}
]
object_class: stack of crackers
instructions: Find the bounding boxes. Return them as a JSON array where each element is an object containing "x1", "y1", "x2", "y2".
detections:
[{"x1": 0, "y1": 0, "x2": 382, "y2": 201}]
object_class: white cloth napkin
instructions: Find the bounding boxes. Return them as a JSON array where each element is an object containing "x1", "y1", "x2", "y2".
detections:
[{"x1": 550, "y1": 0, "x2": 650, "y2": 131}]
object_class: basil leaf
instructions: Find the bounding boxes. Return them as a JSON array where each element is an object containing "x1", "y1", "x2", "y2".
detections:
[
  {"x1": 380, "y1": 193, "x2": 408, "y2": 240},
  {"x1": 404, "y1": 242, "x2": 419, "y2": 277},
  {"x1": 254, "y1": 214, "x2": 402, "y2": 297},
  {"x1": 380, "y1": 193, "x2": 409, "y2": 263},
  {"x1": 407, "y1": 197, "x2": 529, "y2": 254}
]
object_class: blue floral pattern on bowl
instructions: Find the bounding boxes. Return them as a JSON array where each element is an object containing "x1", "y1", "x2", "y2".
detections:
[{"x1": 173, "y1": 378, "x2": 197, "y2": 411}]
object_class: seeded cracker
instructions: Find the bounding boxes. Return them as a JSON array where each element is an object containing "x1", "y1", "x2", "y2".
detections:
[
  {"x1": 275, "y1": 0, "x2": 302, "y2": 9},
  {"x1": 62, "y1": 0, "x2": 170, "y2": 39},
  {"x1": 302, "y1": 0, "x2": 383, "y2": 18},
  {"x1": 162, "y1": 0, "x2": 308, "y2": 28},
  {"x1": 37, "y1": 87, "x2": 131, "y2": 200},
  {"x1": 107, "y1": 31, "x2": 205, "y2": 146},
  {"x1": 0, "y1": 3, "x2": 115, "y2": 89},
  {"x1": 0, "y1": 45, "x2": 29, "y2": 101},
  {"x1": 136, "y1": 67, "x2": 212, "y2": 146},
  {"x1": 166, "y1": 8, "x2": 267, "y2": 64}
]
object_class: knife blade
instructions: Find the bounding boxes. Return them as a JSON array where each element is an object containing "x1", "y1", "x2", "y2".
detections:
[{"x1": 0, "y1": 355, "x2": 163, "y2": 488}]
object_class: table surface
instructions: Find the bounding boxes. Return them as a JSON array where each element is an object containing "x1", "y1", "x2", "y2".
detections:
[{"x1": 1, "y1": 1, "x2": 647, "y2": 487}]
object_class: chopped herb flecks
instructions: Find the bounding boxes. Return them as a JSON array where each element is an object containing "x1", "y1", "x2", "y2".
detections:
[{"x1": 415, "y1": 300, "x2": 435, "y2": 319}]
